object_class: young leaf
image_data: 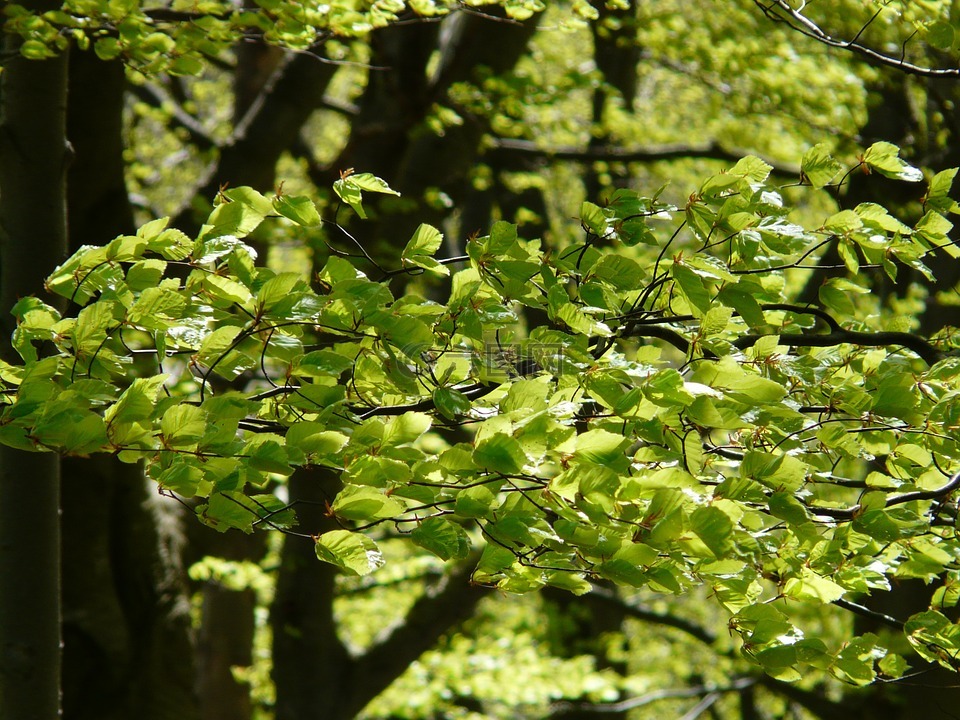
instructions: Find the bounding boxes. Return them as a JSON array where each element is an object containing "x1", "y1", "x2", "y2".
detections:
[{"x1": 315, "y1": 530, "x2": 386, "y2": 576}]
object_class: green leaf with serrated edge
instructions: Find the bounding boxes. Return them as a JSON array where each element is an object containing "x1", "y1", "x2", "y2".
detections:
[
  {"x1": 105, "y1": 375, "x2": 168, "y2": 425},
  {"x1": 332, "y1": 485, "x2": 404, "y2": 521},
  {"x1": 575, "y1": 429, "x2": 629, "y2": 465},
  {"x1": 197, "y1": 326, "x2": 242, "y2": 367},
  {"x1": 768, "y1": 492, "x2": 809, "y2": 525},
  {"x1": 690, "y1": 506, "x2": 733, "y2": 558},
  {"x1": 580, "y1": 201, "x2": 607, "y2": 235},
  {"x1": 222, "y1": 186, "x2": 275, "y2": 216},
  {"x1": 591, "y1": 254, "x2": 644, "y2": 290},
  {"x1": 256, "y1": 272, "x2": 302, "y2": 311},
  {"x1": 347, "y1": 173, "x2": 399, "y2": 195},
  {"x1": 199, "y1": 200, "x2": 265, "y2": 240},
  {"x1": 801, "y1": 143, "x2": 842, "y2": 188},
  {"x1": 333, "y1": 178, "x2": 366, "y2": 218},
  {"x1": 454, "y1": 485, "x2": 497, "y2": 518},
  {"x1": 700, "y1": 305, "x2": 732, "y2": 337},
  {"x1": 683, "y1": 430, "x2": 704, "y2": 475},
  {"x1": 160, "y1": 405, "x2": 207, "y2": 447},
  {"x1": 671, "y1": 262, "x2": 711, "y2": 316},
  {"x1": 315, "y1": 530, "x2": 385, "y2": 576},
  {"x1": 285, "y1": 424, "x2": 348, "y2": 458},
  {"x1": 382, "y1": 412, "x2": 431, "y2": 446},
  {"x1": 832, "y1": 635, "x2": 879, "y2": 685},
  {"x1": 783, "y1": 568, "x2": 845, "y2": 603},
  {"x1": 203, "y1": 274, "x2": 253, "y2": 305},
  {"x1": 863, "y1": 141, "x2": 923, "y2": 182},
  {"x1": 730, "y1": 155, "x2": 773, "y2": 182},
  {"x1": 273, "y1": 195, "x2": 321, "y2": 226},
  {"x1": 823, "y1": 209, "x2": 862, "y2": 234},
  {"x1": 473, "y1": 433, "x2": 527, "y2": 473},
  {"x1": 433, "y1": 387, "x2": 472, "y2": 419},
  {"x1": 402, "y1": 223, "x2": 443, "y2": 258},
  {"x1": 411, "y1": 516, "x2": 470, "y2": 560},
  {"x1": 333, "y1": 173, "x2": 399, "y2": 219},
  {"x1": 926, "y1": 168, "x2": 960, "y2": 214},
  {"x1": 198, "y1": 492, "x2": 258, "y2": 533}
]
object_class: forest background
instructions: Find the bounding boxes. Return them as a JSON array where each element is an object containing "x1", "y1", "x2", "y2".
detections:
[{"x1": 5, "y1": 1, "x2": 960, "y2": 719}]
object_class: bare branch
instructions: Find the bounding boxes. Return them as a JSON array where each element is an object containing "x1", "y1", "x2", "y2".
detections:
[
  {"x1": 755, "y1": 0, "x2": 960, "y2": 78},
  {"x1": 342, "y1": 557, "x2": 490, "y2": 718},
  {"x1": 586, "y1": 586, "x2": 719, "y2": 646},
  {"x1": 128, "y1": 81, "x2": 221, "y2": 151},
  {"x1": 548, "y1": 678, "x2": 755, "y2": 717}
]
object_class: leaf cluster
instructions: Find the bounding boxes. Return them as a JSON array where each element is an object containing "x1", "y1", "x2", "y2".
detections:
[{"x1": 4, "y1": 149, "x2": 960, "y2": 684}]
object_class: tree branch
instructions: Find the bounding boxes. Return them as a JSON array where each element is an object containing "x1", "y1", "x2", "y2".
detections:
[
  {"x1": 586, "y1": 586, "x2": 719, "y2": 646},
  {"x1": 548, "y1": 678, "x2": 755, "y2": 717},
  {"x1": 755, "y1": 0, "x2": 960, "y2": 78},
  {"x1": 734, "y1": 329, "x2": 943, "y2": 366},
  {"x1": 128, "y1": 81, "x2": 221, "y2": 151},
  {"x1": 341, "y1": 556, "x2": 490, "y2": 718},
  {"x1": 834, "y1": 599, "x2": 904, "y2": 630},
  {"x1": 487, "y1": 137, "x2": 799, "y2": 178}
]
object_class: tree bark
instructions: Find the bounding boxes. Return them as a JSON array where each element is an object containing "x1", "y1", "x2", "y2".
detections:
[
  {"x1": 60, "y1": 50, "x2": 200, "y2": 720},
  {"x1": 271, "y1": 468, "x2": 351, "y2": 720},
  {"x1": 0, "y1": 4, "x2": 69, "y2": 717}
]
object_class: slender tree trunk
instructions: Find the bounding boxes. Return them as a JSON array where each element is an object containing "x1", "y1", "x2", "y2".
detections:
[
  {"x1": 271, "y1": 468, "x2": 351, "y2": 720},
  {"x1": 0, "y1": 4, "x2": 70, "y2": 718}
]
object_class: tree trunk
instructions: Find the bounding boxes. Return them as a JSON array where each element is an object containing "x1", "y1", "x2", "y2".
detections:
[
  {"x1": 60, "y1": 50, "x2": 200, "y2": 720},
  {"x1": 0, "y1": 4, "x2": 69, "y2": 717},
  {"x1": 271, "y1": 468, "x2": 351, "y2": 720}
]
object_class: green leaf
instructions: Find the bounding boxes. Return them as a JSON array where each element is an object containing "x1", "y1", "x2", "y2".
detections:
[
  {"x1": 348, "y1": 173, "x2": 400, "y2": 195},
  {"x1": 689, "y1": 506, "x2": 733, "y2": 558},
  {"x1": 454, "y1": 485, "x2": 498, "y2": 518},
  {"x1": 273, "y1": 195, "x2": 321, "y2": 226},
  {"x1": 591, "y1": 255, "x2": 644, "y2": 290},
  {"x1": 801, "y1": 143, "x2": 842, "y2": 188},
  {"x1": 863, "y1": 142, "x2": 923, "y2": 182},
  {"x1": 823, "y1": 210, "x2": 862, "y2": 234},
  {"x1": 671, "y1": 262, "x2": 711, "y2": 316},
  {"x1": 730, "y1": 155, "x2": 773, "y2": 182},
  {"x1": 926, "y1": 168, "x2": 960, "y2": 214},
  {"x1": 333, "y1": 173, "x2": 399, "y2": 219},
  {"x1": 411, "y1": 516, "x2": 471, "y2": 560},
  {"x1": 160, "y1": 405, "x2": 207, "y2": 447},
  {"x1": 926, "y1": 20, "x2": 955, "y2": 50},
  {"x1": 433, "y1": 387, "x2": 473, "y2": 419},
  {"x1": 575, "y1": 429, "x2": 629, "y2": 465},
  {"x1": 783, "y1": 568, "x2": 845, "y2": 603},
  {"x1": 474, "y1": 433, "x2": 527, "y2": 473},
  {"x1": 256, "y1": 272, "x2": 303, "y2": 311},
  {"x1": 315, "y1": 530, "x2": 386, "y2": 576},
  {"x1": 580, "y1": 201, "x2": 607, "y2": 235},
  {"x1": 105, "y1": 375, "x2": 168, "y2": 425},
  {"x1": 403, "y1": 223, "x2": 443, "y2": 257},
  {"x1": 332, "y1": 485, "x2": 404, "y2": 521},
  {"x1": 382, "y1": 411, "x2": 432, "y2": 446},
  {"x1": 198, "y1": 492, "x2": 258, "y2": 533}
]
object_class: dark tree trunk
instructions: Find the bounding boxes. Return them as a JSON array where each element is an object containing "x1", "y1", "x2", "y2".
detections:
[
  {"x1": 583, "y1": 0, "x2": 639, "y2": 203},
  {"x1": 271, "y1": 468, "x2": 490, "y2": 720},
  {"x1": 0, "y1": 3, "x2": 69, "y2": 717},
  {"x1": 193, "y1": 530, "x2": 266, "y2": 720},
  {"x1": 271, "y1": 469, "x2": 351, "y2": 720},
  {"x1": 60, "y1": 50, "x2": 200, "y2": 720}
]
